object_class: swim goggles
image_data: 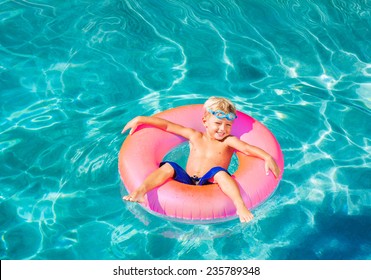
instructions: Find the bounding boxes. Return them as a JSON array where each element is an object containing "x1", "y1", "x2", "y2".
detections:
[{"x1": 207, "y1": 108, "x2": 237, "y2": 121}]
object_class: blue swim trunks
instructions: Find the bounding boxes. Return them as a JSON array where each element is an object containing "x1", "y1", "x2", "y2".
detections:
[{"x1": 160, "y1": 161, "x2": 230, "y2": 185}]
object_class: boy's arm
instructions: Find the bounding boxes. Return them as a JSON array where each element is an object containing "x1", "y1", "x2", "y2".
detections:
[
  {"x1": 122, "y1": 116, "x2": 196, "y2": 140},
  {"x1": 226, "y1": 136, "x2": 281, "y2": 178}
]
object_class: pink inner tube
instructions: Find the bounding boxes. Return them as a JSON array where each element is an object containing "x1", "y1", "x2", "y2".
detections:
[{"x1": 119, "y1": 104, "x2": 284, "y2": 222}]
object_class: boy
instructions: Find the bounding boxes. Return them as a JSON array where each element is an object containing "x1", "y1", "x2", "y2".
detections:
[{"x1": 122, "y1": 97, "x2": 280, "y2": 223}]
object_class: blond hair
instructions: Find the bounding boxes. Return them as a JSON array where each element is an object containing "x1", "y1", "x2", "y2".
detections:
[{"x1": 203, "y1": 96, "x2": 237, "y2": 116}]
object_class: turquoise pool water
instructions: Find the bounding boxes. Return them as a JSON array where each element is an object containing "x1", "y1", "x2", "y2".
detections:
[{"x1": 1, "y1": 0, "x2": 370, "y2": 260}]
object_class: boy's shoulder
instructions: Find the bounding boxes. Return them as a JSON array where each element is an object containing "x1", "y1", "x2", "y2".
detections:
[
  {"x1": 224, "y1": 135, "x2": 238, "y2": 142},
  {"x1": 188, "y1": 128, "x2": 204, "y2": 138},
  {"x1": 224, "y1": 135, "x2": 243, "y2": 146}
]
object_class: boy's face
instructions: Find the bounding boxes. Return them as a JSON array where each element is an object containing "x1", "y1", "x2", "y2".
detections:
[{"x1": 203, "y1": 114, "x2": 234, "y2": 140}]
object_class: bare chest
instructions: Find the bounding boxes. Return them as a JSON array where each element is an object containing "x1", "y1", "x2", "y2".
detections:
[{"x1": 189, "y1": 138, "x2": 234, "y2": 162}]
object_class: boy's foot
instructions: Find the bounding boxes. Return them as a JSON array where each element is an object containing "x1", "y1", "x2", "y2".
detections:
[
  {"x1": 123, "y1": 190, "x2": 145, "y2": 203},
  {"x1": 236, "y1": 206, "x2": 254, "y2": 223}
]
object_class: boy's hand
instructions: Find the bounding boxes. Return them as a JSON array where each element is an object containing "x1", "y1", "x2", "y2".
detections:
[
  {"x1": 264, "y1": 156, "x2": 280, "y2": 178},
  {"x1": 121, "y1": 117, "x2": 141, "y2": 135}
]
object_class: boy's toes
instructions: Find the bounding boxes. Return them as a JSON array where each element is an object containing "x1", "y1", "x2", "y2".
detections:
[
  {"x1": 123, "y1": 195, "x2": 133, "y2": 201},
  {"x1": 237, "y1": 210, "x2": 254, "y2": 223},
  {"x1": 240, "y1": 216, "x2": 250, "y2": 223},
  {"x1": 123, "y1": 193, "x2": 145, "y2": 204}
]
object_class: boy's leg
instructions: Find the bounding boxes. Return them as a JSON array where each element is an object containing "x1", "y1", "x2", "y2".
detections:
[
  {"x1": 123, "y1": 163, "x2": 175, "y2": 203},
  {"x1": 213, "y1": 171, "x2": 254, "y2": 223}
]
